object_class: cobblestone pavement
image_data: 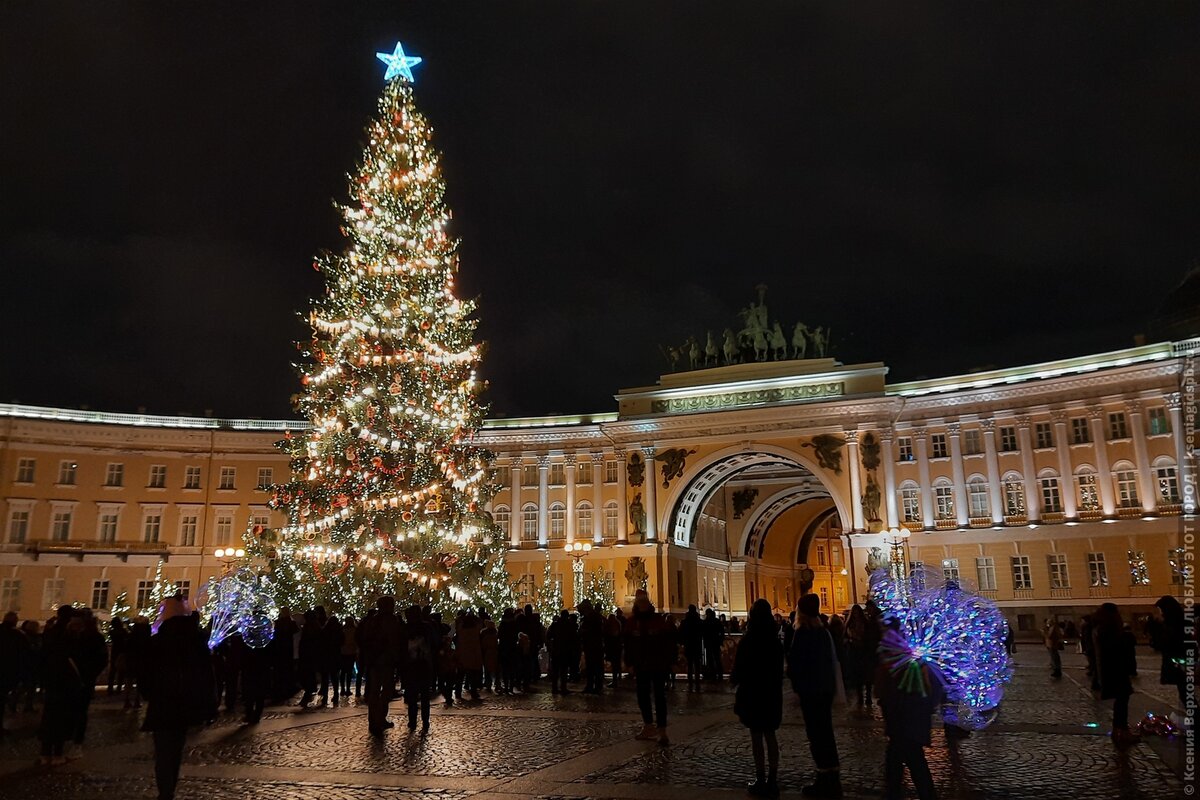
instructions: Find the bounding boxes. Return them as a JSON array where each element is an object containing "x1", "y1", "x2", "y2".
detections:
[{"x1": 0, "y1": 651, "x2": 1187, "y2": 800}]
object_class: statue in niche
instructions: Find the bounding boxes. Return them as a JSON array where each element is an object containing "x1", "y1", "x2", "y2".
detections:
[
  {"x1": 627, "y1": 452, "x2": 644, "y2": 487},
  {"x1": 860, "y1": 431, "x2": 881, "y2": 472},
  {"x1": 865, "y1": 546, "x2": 887, "y2": 574},
  {"x1": 732, "y1": 487, "x2": 759, "y2": 519},
  {"x1": 628, "y1": 493, "x2": 647, "y2": 539},
  {"x1": 658, "y1": 447, "x2": 697, "y2": 488},
  {"x1": 792, "y1": 322, "x2": 809, "y2": 360},
  {"x1": 770, "y1": 322, "x2": 788, "y2": 360},
  {"x1": 801, "y1": 433, "x2": 845, "y2": 474},
  {"x1": 704, "y1": 331, "x2": 719, "y2": 366},
  {"x1": 625, "y1": 556, "x2": 649, "y2": 597},
  {"x1": 686, "y1": 336, "x2": 702, "y2": 370},
  {"x1": 861, "y1": 473, "x2": 882, "y2": 524},
  {"x1": 722, "y1": 328, "x2": 740, "y2": 365}
]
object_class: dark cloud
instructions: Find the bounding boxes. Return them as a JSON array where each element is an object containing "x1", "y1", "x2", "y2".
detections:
[{"x1": 1, "y1": 2, "x2": 1197, "y2": 418}]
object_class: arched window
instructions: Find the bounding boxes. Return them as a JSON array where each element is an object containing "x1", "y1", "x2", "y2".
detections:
[
  {"x1": 898, "y1": 480, "x2": 921, "y2": 524},
  {"x1": 521, "y1": 503, "x2": 538, "y2": 542},
  {"x1": 1153, "y1": 457, "x2": 1181, "y2": 504},
  {"x1": 967, "y1": 475, "x2": 990, "y2": 519},
  {"x1": 603, "y1": 501, "x2": 619, "y2": 538},
  {"x1": 1111, "y1": 460, "x2": 1139, "y2": 508},
  {"x1": 577, "y1": 501, "x2": 593, "y2": 538},
  {"x1": 932, "y1": 478, "x2": 955, "y2": 520},
  {"x1": 549, "y1": 502, "x2": 566, "y2": 540},
  {"x1": 1074, "y1": 465, "x2": 1100, "y2": 511},
  {"x1": 493, "y1": 505, "x2": 510, "y2": 531}
]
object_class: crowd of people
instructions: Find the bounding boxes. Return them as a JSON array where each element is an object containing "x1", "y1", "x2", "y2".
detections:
[{"x1": 0, "y1": 589, "x2": 1189, "y2": 800}]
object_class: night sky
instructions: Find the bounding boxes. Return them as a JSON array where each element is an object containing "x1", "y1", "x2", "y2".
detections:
[{"x1": 2, "y1": 3, "x2": 1197, "y2": 420}]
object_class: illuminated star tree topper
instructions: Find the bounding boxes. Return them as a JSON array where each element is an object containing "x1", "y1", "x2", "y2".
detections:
[{"x1": 376, "y1": 41, "x2": 423, "y2": 82}]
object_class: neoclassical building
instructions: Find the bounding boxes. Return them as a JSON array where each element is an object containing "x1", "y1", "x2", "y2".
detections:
[{"x1": 1, "y1": 337, "x2": 1193, "y2": 635}]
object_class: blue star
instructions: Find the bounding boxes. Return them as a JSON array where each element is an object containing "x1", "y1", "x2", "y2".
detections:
[{"x1": 376, "y1": 42, "x2": 423, "y2": 82}]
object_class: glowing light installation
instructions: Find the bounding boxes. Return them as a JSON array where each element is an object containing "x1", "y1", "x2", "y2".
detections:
[
  {"x1": 246, "y1": 48, "x2": 514, "y2": 617},
  {"x1": 870, "y1": 568, "x2": 1012, "y2": 730},
  {"x1": 199, "y1": 568, "x2": 278, "y2": 650}
]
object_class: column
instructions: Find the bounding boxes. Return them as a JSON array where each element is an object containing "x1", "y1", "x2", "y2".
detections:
[
  {"x1": 980, "y1": 419, "x2": 1004, "y2": 524},
  {"x1": 642, "y1": 445, "x2": 659, "y2": 541},
  {"x1": 913, "y1": 428, "x2": 934, "y2": 530},
  {"x1": 1051, "y1": 410, "x2": 1077, "y2": 519},
  {"x1": 1015, "y1": 415, "x2": 1040, "y2": 522},
  {"x1": 1167, "y1": 393, "x2": 1194, "y2": 514},
  {"x1": 616, "y1": 449, "x2": 629, "y2": 543},
  {"x1": 537, "y1": 454, "x2": 550, "y2": 546},
  {"x1": 564, "y1": 454, "x2": 577, "y2": 543},
  {"x1": 947, "y1": 423, "x2": 969, "y2": 527},
  {"x1": 1125, "y1": 399, "x2": 1156, "y2": 513},
  {"x1": 1088, "y1": 406, "x2": 1117, "y2": 516},
  {"x1": 844, "y1": 429, "x2": 865, "y2": 532},
  {"x1": 880, "y1": 428, "x2": 900, "y2": 529},
  {"x1": 591, "y1": 452, "x2": 606, "y2": 543},
  {"x1": 509, "y1": 456, "x2": 522, "y2": 547}
]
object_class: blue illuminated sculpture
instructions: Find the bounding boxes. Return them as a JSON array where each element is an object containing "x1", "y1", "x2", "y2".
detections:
[
  {"x1": 376, "y1": 42, "x2": 423, "y2": 82},
  {"x1": 870, "y1": 567, "x2": 1012, "y2": 730},
  {"x1": 199, "y1": 567, "x2": 278, "y2": 650}
]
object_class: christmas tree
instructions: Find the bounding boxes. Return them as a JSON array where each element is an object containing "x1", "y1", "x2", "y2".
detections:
[
  {"x1": 249, "y1": 43, "x2": 513, "y2": 618},
  {"x1": 534, "y1": 551, "x2": 564, "y2": 619}
]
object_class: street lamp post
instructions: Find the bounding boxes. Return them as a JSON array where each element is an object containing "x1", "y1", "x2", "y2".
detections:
[
  {"x1": 565, "y1": 540, "x2": 592, "y2": 606},
  {"x1": 213, "y1": 547, "x2": 245, "y2": 574},
  {"x1": 883, "y1": 525, "x2": 911, "y2": 600}
]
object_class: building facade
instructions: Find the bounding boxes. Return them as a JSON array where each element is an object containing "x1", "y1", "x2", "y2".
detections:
[{"x1": 1, "y1": 339, "x2": 1194, "y2": 635}]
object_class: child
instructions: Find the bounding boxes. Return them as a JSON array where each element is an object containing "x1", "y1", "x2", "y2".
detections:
[{"x1": 875, "y1": 629, "x2": 945, "y2": 800}]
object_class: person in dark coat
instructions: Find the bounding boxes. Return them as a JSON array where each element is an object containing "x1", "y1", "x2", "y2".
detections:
[
  {"x1": 547, "y1": 609, "x2": 579, "y2": 694},
  {"x1": 1093, "y1": 602, "x2": 1139, "y2": 747},
  {"x1": 107, "y1": 617, "x2": 128, "y2": 695},
  {"x1": 788, "y1": 593, "x2": 842, "y2": 798},
  {"x1": 70, "y1": 612, "x2": 109, "y2": 756},
  {"x1": 604, "y1": 608, "x2": 625, "y2": 686},
  {"x1": 497, "y1": 608, "x2": 520, "y2": 694},
  {"x1": 1150, "y1": 595, "x2": 1187, "y2": 708},
  {"x1": 733, "y1": 599, "x2": 783, "y2": 798},
  {"x1": 297, "y1": 610, "x2": 322, "y2": 707},
  {"x1": 270, "y1": 607, "x2": 299, "y2": 702},
  {"x1": 456, "y1": 611, "x2": 484, "y2": 701},
  {"x1": 578, "y1": 600, "x2": 606, "y2": 694},
  {"x1": 702, "y1": 608, "x2": 726, "y2": 681},
  {"x1": 875, "y1": 628, "x2": 945, "y2": 800},
  {"x1": 240, "y1": 635, "x2": 271, "y2": 724},
  {"x1": 625, "y1": 590, "x2": 674, "y2": 746},
  {"x1": 401, "y1": 605, "x2": 435, "y2": 730},
  {"x1": 319, "y1": 615, "x2": 345, "y2": 707},
  {"x1": 357, "y1": 596, "x2": 402, "y2": 735},
  {"x1": 140, "y1": 598, "x2": 216, "y2": 800},
  {"x1": 38, "y1": 607, "x2": 81, "y2": 764},
  {"x1": 479, "y1": 612, "x2": 499, "y2": 692},
  {"x1": 0, "y1": 612, "x2": 27, "y2": 739},
  {"x1": 215, "y1": 631, "x2": 245, "y2": 712},
  {"x1": 680, "y1": 605, "x2": 705, "y2": 691},
  {"x1": 124, "y1": 615, "x2": 152, "y2": 709}
]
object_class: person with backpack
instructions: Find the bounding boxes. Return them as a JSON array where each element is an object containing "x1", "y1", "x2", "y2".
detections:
[{"x1": 140, "y1": 597, "x2": 216, "y2": 800}]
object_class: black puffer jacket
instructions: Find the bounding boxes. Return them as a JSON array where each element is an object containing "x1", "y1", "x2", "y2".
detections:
[{"x1": 141, "y1": 615, "x2": 217, "y2": 731}]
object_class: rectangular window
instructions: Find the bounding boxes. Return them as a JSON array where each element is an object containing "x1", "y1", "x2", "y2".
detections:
[
  {"x1": 179, "y1": 515, "x2": 198, "y2": 547},
  {"x1": 1011, "y1": 556, "x2": 1032, "y2": 590},
  {"x1": 57, "y1": 460, "x2": 77, "y2": 485},
  {"x1": 550, "y1": 463, "x2": 565, "y2": 486},
  {"x1": 900, "y1": 488, "x2": 921, "y2": 523},
  {"x1": 934, "y1": 486, "x2": 955, "y2": 520},
  {"x1": 976, "y1": 557, "x2": 997, "y2": 591},
  {"x1": 0, "y1": 579, "x2": 20, "y2": 612},
  {"x1": 1157, "y1": 466, "x2": 1181, "y2": 504},
  {"x1": 1077, "y1": 473, "x2": 1100, "y2": 510},
  {"x1": 251, "y1": 512, "x2": 270, "y2": 531},
  {"x1": 184, "y1": 466, "x2": 202, "y2": 489},
  {"x1": 218, "y1": 467, "x2": 236, "y2": 490},
  {"x1": 1108, "y1": 412, "x2": 1129, "y2": 440},
  {"x1": 256, "y1": 467, "x2": 273, "y2": 489},
  {"x1": 942, "y1": 558, "x2": 960, "y2": 582},
  {"x1": 1047, "y1": 554, "x2": 1069, "y2": 589},
  {"x1": 1148, "y1": 406, "x2": 1171, "y2": 435},
  {"x1": 577, "y1": 462, "x2": 592, "y2": 484},
  {"x1": 43, "y1": 578, "x2": 65, "y2": 610},
  {"x1": 816, "y1": 543, "x2": 827, "y2": 566},
  {"x1": 604, "y1": 504, "x2": 618, "y2": 537},
  {"x1": 91, "y1": 579, "x2": 110, "y2": 610},
  {"x1": 1088, "y1": 552, "x2": 1109, "y2": 587},
  {"x1": 98, "y1": 512, "x2": 119, "y2": 542},
  {"x1": 604, "y1": 460, "x2": 619, "y2": 483},
  {"x1": 104, "y1": 463, "x2": 124, "y2": 487},
  {"x1": 8, "y1": 509, "x2": 30, "y2": 543},
  {"x1": 1170, "y1": 548, "x2": 1192, "y2": 585},
  {"x1": 549, "y1": 506, "x2": 565, "y2": 539},
  {"x1": 968, "y1": 482, "x2": 990, "y2": 518},
  {"x1": 16, "y1": 458, "x2": 35, "y2": 483},
  {"x1": 1035, "y1": 423, "x2": 1054, "y2": 449},
  {"x1": 522, "y1": 465, "x2": 538, "y2": 487},
  {"x1": 51, "y1": 510, "x2": 72, "y2": 541},
  {"x1": 908, "y1": 561, "x2": 927, "y2": 591},
  {"x1": 963, "y1": 430, "x2": 982, "y2": 456},
  {"x1": 136, "y1": 580, "x2": 154, "y2": 611},
  {"x1": 1003, "y1": 480, "x2": 1026, "y2": 516},
  {"x1": 578, "y1": 506, "x2": 593, "y2": 538},
  {"x1": 1128, "y1": 550, "x2": 1150, "y2": 586},
  {"x1": 147, "y1": 465, "x2": 167, "y2": 488},
  {"x1": 1071, "y1": 417, "x2": 1091, "y2": 444},
  {"x1": 832, "y1": 545, "x2": 842, "y2": 566},
  {"x1": 930, "y1": 434, "x2": 948, "y2": 459},
  {"x1": 819, "y1": 586, "x2": 829, "y2": 608},
  {"x1": 177, "y1": 580, "x2": 191, "y2": 601},
  {"x1": 215, "y1": 513, "x2": 234, "y2": 545},
  {"x1": 143, "y1": 514, "x2": 162, "y2": 543},
  {"x1": 999, "y1": 426, "x2": 1018, "y2": 452},
  {"x1": 1115, "y1": 471, "x2": 1139, "y2": 508},
  {"x1": 897, "y1": 437, "x2": 914, "y2": 462},
  {"x1": 1040, "y1": 477, "x2": 1063, "y2": 513}
]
